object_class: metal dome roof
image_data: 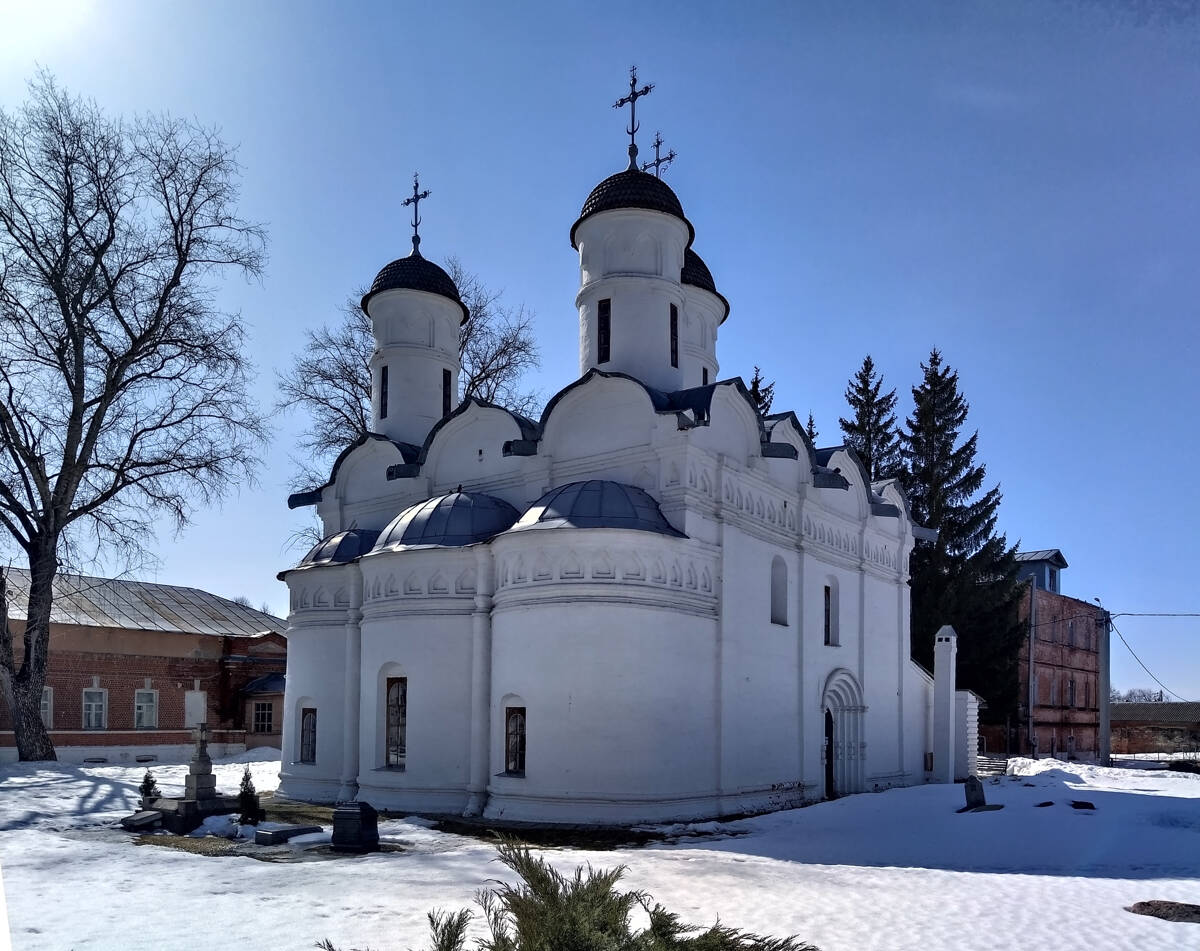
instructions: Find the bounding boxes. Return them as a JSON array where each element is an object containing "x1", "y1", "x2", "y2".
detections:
[
  {"x1": 681, "y1": 248, "x2": 730, "y2": 323},
  {"x1": 373, "y1": 491, "x2": 520, "y2": 551},
  {"x1": 510, "y1": 480, "x2": 685, "y2": 537},
  {"x1": 569, "y1": 169, "x2": 695, "y2": 249},
  {"x1": 360, "y1": 248, "x2": 469, "y2": 323},
  {"x1": 297, "y1": 528, "x2": 381, "y2": 569}
]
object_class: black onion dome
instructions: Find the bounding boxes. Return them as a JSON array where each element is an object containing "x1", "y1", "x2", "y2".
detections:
[
  {"x1": 373, "y1": 491, "x2": 519, "y2": 550},
  {"x1": 570, "y1": 169, "x2": 695, "y2": 249},
  {"x1": 681, "y1": 248, "x2": 731, "y2": 323},
  {"x1": 509, "y1": 480, "x2": 685, "y2": 537},
  {"x1": 360, "y1": 249, "x2": 470, "y2": 324},
  {"x1": 298, "y1": 529, "x2": 381, "y2": 568}
]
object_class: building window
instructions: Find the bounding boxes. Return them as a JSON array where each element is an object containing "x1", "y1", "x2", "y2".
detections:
[
  {"x1": 442, "y1": 367, "x2": 452, "y2": 417},
  {"x1": 1068, "y1": 677, "x2": 1075, "y2": 708},
  {"x1": 134, "y1": 689, "x2": 158, "y2": 729},
  {"x1": 300, "y1": 707, "x2": 317, "y2": 763},
  {"x1": 770, "y1": 556, "x2": 787, "y2": 625},
  {"x1": 823, "y1": 584, "x2": 839, "y2": 646},
  {"x1": 380, "y1": 365, "x2": 389, "y2": 420},
  {"x1": 253, "y1": 701, "x2": 274, "y2": 734},
  {"x1": 702, "y1": 367, "x2": 709, "y2": 386},
  {"x1": 1047, "y1": 567, "x2": 1057, "y2": 592},
  {"x1": 669, "y1": 303, "x2": 678, "y2": 368},
  {"x1": 1068, "y1": 620, "x2": 1075, "y2": 648},
  {"x1": 82, "y1": 689, "x2": 107, "y2": 730},
  {"x1": 505, "y1": 706, "x2": 526, "y2": 776},
  {"x1": 40, "y1": 686, "x2": 52, "y2": 729},
  {"x1": 386, "y1": 677, "x2": 407, "y2": 768},
  {"x1": 597, "y1": 299, "x2": 611, "y2": 364}
]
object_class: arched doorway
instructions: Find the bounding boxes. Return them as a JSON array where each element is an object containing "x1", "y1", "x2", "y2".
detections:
[{"x1": 821, "y1": 668, "x2": 866, "y2": 796}]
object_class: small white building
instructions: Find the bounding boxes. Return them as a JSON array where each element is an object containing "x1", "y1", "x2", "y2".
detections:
[{"x1": 278, "y1": 151, "x2": 961, "y2": 824}]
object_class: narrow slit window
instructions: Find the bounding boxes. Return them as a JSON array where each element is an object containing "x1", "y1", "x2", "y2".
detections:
[
  {"x1": 823, "y1": 585, "x2": 832, "y2": 646},
  {"x1": 300, "y1": 707, "x2": 317, "y2": 763},
  {"x1": 702, "y1": 367, "x2": 709, "y2": 386},
  {"x1": 669, "y1": 303, "x2": 678, "y2": 368},
  {"x1": 770, "y1": 556, "x2": 787, "y2": 625},
  {"x1": 505, "y1": 706, "x2": 526, "y2": 776},
  {"x1": 442, "y1": 368, "x2": 452, "y2": 417},
  {"x1": 597, "y1": 299, "x2": 611, "y2": 364},
  {"x1": 380, "y1": 365, "x2": 389, "y2": 420},
  {"x1": 386, "y1": 677, "x2": 407, "y2": 768}
]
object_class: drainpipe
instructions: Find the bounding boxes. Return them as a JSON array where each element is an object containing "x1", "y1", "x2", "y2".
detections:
[
  {"x1": 464, "y1": 545, "x2": 494, "y2": 817},
  {"x1": 1027, "y1": 578, "x2": 1036, "y2": 757}
]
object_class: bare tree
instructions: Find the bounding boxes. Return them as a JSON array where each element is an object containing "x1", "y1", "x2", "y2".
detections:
[
  {"x1": 277, "y1": 257, "x2": 540, "y2": 485},
  {"x1": 0, "y1": 75, "x2": 266, "y2": 760}
]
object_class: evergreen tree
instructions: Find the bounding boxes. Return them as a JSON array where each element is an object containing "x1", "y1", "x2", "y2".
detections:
[
  {"x1": 806, "y1": 412, "x2": 819, "y2": 444},
  {"x1": 746, "y1": 367, "x2": 775, "y2": 416},
  {"x1": 237, "y1": 766, "x2": 261, "y2": 825},
  {"x1": 838, "y1": 355, "x2": 900, "y2": 481},
  {"x1": 138, "y1": 769, "x2": 161, "y2": 806},
  {"x1": 899, "y1": 349, "x2": 1023, "y2": 720}
]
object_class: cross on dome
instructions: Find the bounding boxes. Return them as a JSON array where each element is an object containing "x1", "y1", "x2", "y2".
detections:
[
  {"x1": 402, "y1": 172, "x2": 431, "y2": 254},
  {"x1": 641, "y1": 131, "x2": 676, "y2": 178},
  {"x1": 613, "y1": 66, "x2": 654, "y2": 170}
]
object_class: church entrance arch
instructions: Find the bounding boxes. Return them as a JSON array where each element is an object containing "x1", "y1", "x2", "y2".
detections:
[{"x1": 821, "y1": 668, "x2": 865, "y2": 797}]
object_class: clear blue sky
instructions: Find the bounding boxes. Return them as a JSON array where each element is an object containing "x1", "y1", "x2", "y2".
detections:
[{"x1": 3, "y1": 0, "x2": 1198, "y2": 697}]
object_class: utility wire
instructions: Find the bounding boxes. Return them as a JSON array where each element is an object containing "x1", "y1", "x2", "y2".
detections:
[{"x1": 1110, "y1": 619, "x2": 1192, "y2": 703}]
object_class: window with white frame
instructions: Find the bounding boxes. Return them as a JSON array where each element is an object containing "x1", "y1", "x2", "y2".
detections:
[
  {"x1": 40, "y1": 686, "x2": 53, "y2": 728},
  {"x1": 385, "y1": 677, "x2": 407, "y2": 768},
  {"x1": 82, "y1": 688, "x2": 107, "y2": 730},
  {"x1": 300, "y1": 707, "x2": 317, "y2": 763},
  {"x1": 134, "y1": 689, "x2": 158, "y2": 729},
  {"x1": 253, "y1": 701, "x2": 274, "y2": 733},
  {"x1": 505, "y1": 706, "x2": 526, "y2": 776}
]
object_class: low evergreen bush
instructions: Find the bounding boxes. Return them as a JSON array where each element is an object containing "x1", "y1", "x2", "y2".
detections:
[
  {"x1": 138, "y1": 769, "x2": 161, "y2": 806},
  {"x1": 318, "y1": 841, "x2": 818, "y2": 951},
  {"x1": 237, "y1": 765, "x2": 262, "y2": 824}
]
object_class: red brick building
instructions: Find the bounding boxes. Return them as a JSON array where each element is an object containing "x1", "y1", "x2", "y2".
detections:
[
  {"x1": 1111, "y1": 702, "x2": 1200, "y2": 755},
  {"x1": 0, "y1": 569, "x2": 286, "y2": 763}
]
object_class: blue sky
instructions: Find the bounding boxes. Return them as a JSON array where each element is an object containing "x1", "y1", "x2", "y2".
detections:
[{"x1": 2, "y1": 0, "x2": 1198, "y2": 697}]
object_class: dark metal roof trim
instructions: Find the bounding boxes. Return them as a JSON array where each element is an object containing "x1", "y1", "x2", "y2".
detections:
[
  {"x1": 287, "y1": 489, "x2": 322, "y2": 510},
  {"x1": 360, "y1": 250, "x2": 470, "y2": 323},
  {"x1": 510, "y1": 479, "x2": 686, "y2": 538},
  {"x1": 913, "y1": 525, "x2": 938, "y2": 543},
  {"x1": 372, "y1": 491, "x2": 520, "y2": 550},
  {"x1": 871, "y1": 502, "x2": 902, "y2": 518},
  {"x1": 1015, "y1": 549, "x2": 1069, "y2": 568},
  {"x1": 288, "y1": 433, "x2": 418, "y2": 507},
  {"x1": 761, "y1": 443, "x2": 799, "y2": 459},
  {"x1": 681, "y1": 248, "x2": 730, "y2": 323},
  {"x1": 502, "y1": 439, "x2": 539, "y2": 457},
  {"x1": 386, "y1": 463, "x2": 421, "y2": 481},
  {"x1": 570, "y1": 168, "x2": 695, "y2": 249},
  {"x1": 814, "y1": 467, "x2": 850, "y2": 490}
]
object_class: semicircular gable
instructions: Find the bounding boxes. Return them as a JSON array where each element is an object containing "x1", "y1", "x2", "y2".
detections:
[
  {"x1": 421, "y1": 399, "x2": 536, "y2": 486},
  {"x1": 762, "y1": 411, "x2": 817, "y2": 471},
  {"x1": 332, "y1": 437, "x2": 414, "y2": 509},
  {"x1": 540, "y1": 371, "x2": 663, "y2": 460},
  {"x1": 821, "y1": 447, "x2": 873, "y2": 519},
  {"x1": 694, "y1": 383, "x2": 762, "y2": 464}
]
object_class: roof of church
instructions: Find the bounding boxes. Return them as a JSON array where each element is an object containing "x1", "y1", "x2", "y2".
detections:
[
  {"x1": 510, "y1": 480, "x2": 685, "y2": 537},
  {"x1": 373, "y1": 491, "x2": 520, "y2": 550},
  {"x1": 360, "y1": 249, "x2": 469, "y2": 323},
  {"x1": 681, "y1": 249, "x2": 730, "y2": 322},
  {"x1": 296, "y1": 528, "x2": 381, "y2": 569},
  {"x1": 570, "y1": 168, "x2": 695, "y2": 249}
]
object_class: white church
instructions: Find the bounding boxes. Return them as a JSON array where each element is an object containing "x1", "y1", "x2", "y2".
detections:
[{"x1": 277, "y1": 91, "x2": 973, "y2": 824}]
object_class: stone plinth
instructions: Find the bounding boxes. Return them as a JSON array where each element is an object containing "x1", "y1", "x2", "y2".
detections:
[{"x1": 331, "y1": 802, "x2": 379, "y2": 853}]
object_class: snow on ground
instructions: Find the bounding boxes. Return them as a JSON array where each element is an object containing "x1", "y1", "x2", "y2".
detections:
[{"x1": 2, "y1": 755, "x2": 1200, "y2": 950}]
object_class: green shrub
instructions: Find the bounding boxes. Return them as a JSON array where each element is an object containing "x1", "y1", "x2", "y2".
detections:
[
  {"x1": 237, "y1": 765, "x2": 261, "y2": 824},
  {"x1": 319, "y1": 841, "x2": 818, "y2": 951},
  {"x1": 138, "y1": 769, "x2": 161, "y2": 805}
]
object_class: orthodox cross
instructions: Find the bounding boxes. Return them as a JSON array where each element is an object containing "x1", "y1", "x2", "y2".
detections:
[
  {"x1": 402, "y1": 172, "x2": 431, "y2": 253},
  {"x1": 641, "y1": 131, "x2": 676, "y2": 178},
  {"x1": 613, "y1": 66, "x2": 654, "y2": 170}
]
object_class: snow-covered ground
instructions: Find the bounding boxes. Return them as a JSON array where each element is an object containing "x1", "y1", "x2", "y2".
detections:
[{"x1": 2, "y1": 753, "x2": 1199, "y2": 950}]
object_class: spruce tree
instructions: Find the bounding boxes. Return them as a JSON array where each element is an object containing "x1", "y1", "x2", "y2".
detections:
[
  {"x1": 746, "y1": 367, "x2": 775, "y2": 416},
  {"x1": 839, "y1": 354, "x2": 900, "y2": 481},
  {"x1": 899, "y1": 349, "x2": 1023, "y2": 720},
  {"x1": 805, "y1": 412, "x2": 818, "y2": 444}
]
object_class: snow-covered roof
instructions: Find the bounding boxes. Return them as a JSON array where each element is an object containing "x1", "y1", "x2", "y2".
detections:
[{"x1": 2, "y1": 567, "x2": 285, "y2": 638}]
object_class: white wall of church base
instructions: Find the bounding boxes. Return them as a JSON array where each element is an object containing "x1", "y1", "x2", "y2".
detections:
[
  {"x1": 353, "y1": 778, "x2": 470, "y2": 814},
  {"x1": 276, "y1": 773, "x2": 342, "y2": 804}
]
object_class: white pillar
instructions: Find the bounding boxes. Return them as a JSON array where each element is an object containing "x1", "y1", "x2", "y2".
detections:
[
  {"x1": 337, "y1": 565, "x2": 363, "y2": 802},
  {"x1": 932, "y1": 625, "x2": 957, "y2": 784},
  {"x1": 464, "y1": 547, "x2": 494, "y2": 817}
]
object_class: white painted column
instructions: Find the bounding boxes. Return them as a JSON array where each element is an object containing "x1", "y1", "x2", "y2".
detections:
[
  {"x1": 337, "y1": 565, "x2": 364, "y2": 802},
  {"x1": 465, "y1": 546, "x2": 494, "y2": 817},
  {"x1": 932, "y1": 625, "x2": 957, "y2": 784}
]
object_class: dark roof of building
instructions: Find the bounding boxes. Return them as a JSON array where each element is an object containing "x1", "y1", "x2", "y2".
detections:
[
  {"x1": 297, "y1": 529, "x2": 381, "y2": 569},
  {"x1": 2, "y1": 567, "x2": 285, "y2": 637},
  {"x1": 1016, "y1": 549, "x2": 1069, "y2": 568},
  {"x1": 510, "y1": 480, "x2": 685, "y2": 537},
  {"x1": 242, "y1": 673, "x2": 285, "y2": 695},
  {"x1": 570, "y1": 169, "x2": 695, "y2": 249},
  {"x1": 360, "y1": 248, "x2": 469, "y2": 323},
  {"x1": 1111, "y1": 702, "x2": 1200, "y2": 723},
  {"x1": 288, "y1": 433, "x2": 420, "y2": 509},
  {"x1": 373, "y1": 491, "x2": 520, "y2": 550},
  {"x1": 681, "y1": 249, "x2": 730, "y2": 323}
]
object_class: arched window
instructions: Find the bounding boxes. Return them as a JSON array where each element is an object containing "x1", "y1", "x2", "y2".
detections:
[
  {"x1": 505, "y1": 706, "x2": 526, "y2": 776},
  {"x1": 770, "y1": 556, "x2": 787, "y2": 625},
  {"x1": 300, "y1": 707, "x2": 317, "y2": 764},
  {"x1": 386, "y1": 677, "x2": 407, "y2": 768}
]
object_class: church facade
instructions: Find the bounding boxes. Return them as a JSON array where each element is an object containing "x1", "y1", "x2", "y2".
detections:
[{"x1": 277, "y1": 136, "x2": 954, "y2": 824}]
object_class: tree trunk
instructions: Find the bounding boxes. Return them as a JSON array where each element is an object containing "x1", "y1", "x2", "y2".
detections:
[
  {"x1": 5, "y1": 544, "x2": 58, "y2": 761},
  {"x1": 11, "y1": 675, "x2": 54, "y2": 760}
]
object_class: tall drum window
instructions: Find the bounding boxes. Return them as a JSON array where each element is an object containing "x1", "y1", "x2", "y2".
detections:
[
  {"x1": 597, "y1": 298, "x2": 611, "y2": 364},
  {"x1": 823, "y1": 585, "x2": 833, "y2": 645},
  {"x1": 300, "y1": 707, "x2": 317, "y2": 763},
  {"x1": 380, "y1": 365, "x2": 389, "y2": 420},
  {"x1": 442, "y1": 368, "x2": 452, "y2": 417},
  {"x1": 386, "y1": 677, "x2": 408, "y2": 768},
  {"x1": 505, "y1": 706, "x2": 526, "y2": 776},
  {"x1": 702, "y1": 367, "x2": 709, "y2": 386},
  {"x1": 669, "y1": 303, "x2": 679, "y2": 368}
]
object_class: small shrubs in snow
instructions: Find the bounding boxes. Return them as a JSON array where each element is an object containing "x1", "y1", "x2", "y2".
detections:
[
  {"x1": 138, "y1": 770, "x2": 162, "y2": 807},
  {"x1": 238, "y1": 766, "x2": 262, "y2": 825},
  {"x1": 317, "y1": 841, "x2": 818, "y2": 951}
]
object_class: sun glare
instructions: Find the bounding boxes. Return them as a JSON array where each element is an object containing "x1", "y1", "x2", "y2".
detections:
[{"x1": 0, "y1": 0, "x2": 96, "y2": 62}]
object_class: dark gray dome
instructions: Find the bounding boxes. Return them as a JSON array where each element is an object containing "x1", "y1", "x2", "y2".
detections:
[
  {"x1": 298, "y1": 528, "x2": 381, "y2": 568},
  {"x1": 570, "y1": 169, "x2": 695, "y2": 249},
  {"x1": 510, "y1": 480, "x2": 685, "y2": 537},
  {"x1": 360, "y1": 248, "x2": 469, "y2": 323},
  {"x1": 373, "y1": 491, "x2": 519, "y2": 550},
  {"x1": 681, "y1": 248, "x2": 730, "y2": 323}
]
